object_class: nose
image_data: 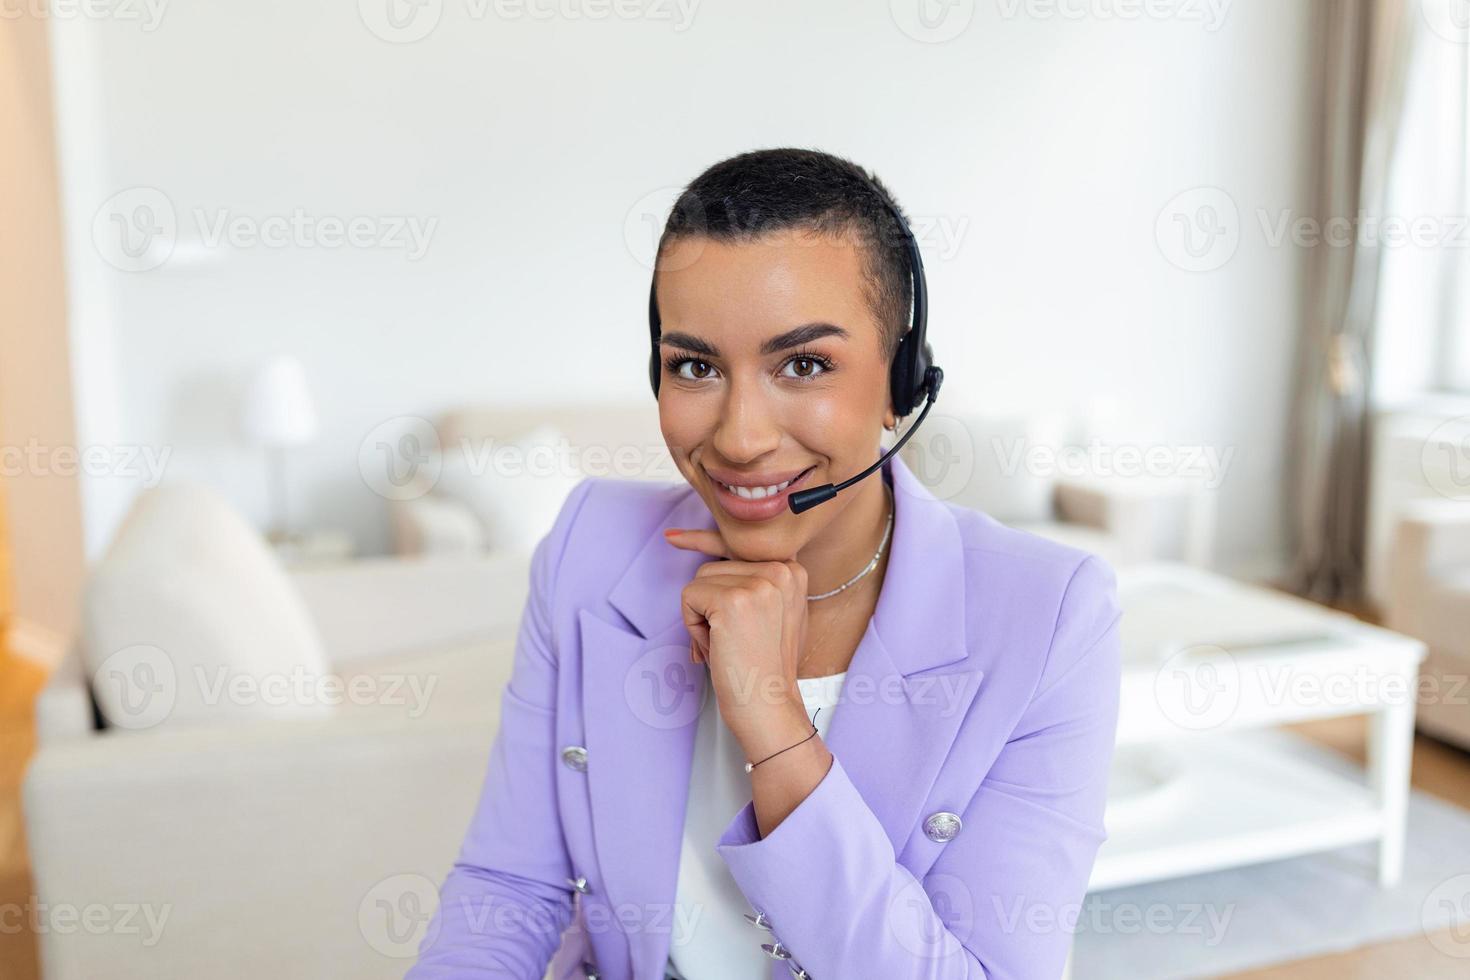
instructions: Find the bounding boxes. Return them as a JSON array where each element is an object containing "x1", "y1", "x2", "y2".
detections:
[{"x1": 710, "y1": 377, "x2": 782, "y2": 464}]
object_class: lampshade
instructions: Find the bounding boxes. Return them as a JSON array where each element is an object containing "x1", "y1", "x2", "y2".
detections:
[{"x1": 241, "y1": 355, "x2": 319, "y2": 447}]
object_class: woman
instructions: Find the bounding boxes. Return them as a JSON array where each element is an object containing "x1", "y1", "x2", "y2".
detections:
[{"x1": 406, "y1": 148, "x2": 1123, "y2": 980}]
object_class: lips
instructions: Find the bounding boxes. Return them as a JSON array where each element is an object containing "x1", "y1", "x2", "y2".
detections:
[{"x1": 705, "y1": 465, "x2": 817, "y2": 521}]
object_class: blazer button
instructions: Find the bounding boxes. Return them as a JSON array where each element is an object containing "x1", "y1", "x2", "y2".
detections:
[
  {"x1": 561, "y1": 745, "x2": 589, "y2": 772},
  {"x1": 924, "y1": 810, "x2": 963, "y2": 842},
  {"x1": 581, "y1": 961, "x2": 600, "y2": 979},
  {"x1": 566, "y1": 875, "x2": 591, "y2": 895},
  {"x1": 787, "y1": 964, "x2": 811, "y2": 979},
  {"x1": 761, "y1": 940, "x2": 792, "y2": 960},
  {"x1": 743, "y1": 909, "x2": 773, "y2": 930}
]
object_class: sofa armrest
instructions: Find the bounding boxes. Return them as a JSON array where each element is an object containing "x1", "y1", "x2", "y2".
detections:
[
  {"x1": 22, "y1": 711, "x2": 500, "y2": 980},
  {"x1": 1386, "y1": 499, "x2": 1470, "y2": 635},
  {"x1": 1053, "y1": 475, "x2": 1216, "y2": 567},
  {"x1": 288, "y1": 552, "x2": 532, "y2": 666},
  {"x1": 34, "y1": 643, "x2": 95, "y2": 746},
  {"x1": 1395, "y1": 498, "x2": 1470, "y2": 571},
  {"x1": 391, "y1": 494, "x2": 485, "y2": 557}
]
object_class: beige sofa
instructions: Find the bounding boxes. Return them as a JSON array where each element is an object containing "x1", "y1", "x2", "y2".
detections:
[{"x1": 24, "y1": 482, "x2": 535, "y2": 980}]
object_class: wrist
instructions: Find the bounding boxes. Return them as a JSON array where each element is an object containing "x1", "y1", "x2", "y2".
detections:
[{"x1": 737, "y1": 698, "x2": 815, "y2": 765}]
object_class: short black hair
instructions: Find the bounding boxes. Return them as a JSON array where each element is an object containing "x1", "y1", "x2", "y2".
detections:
[{"x1": 654, "y1": 147, "x2": 914, "y2": 362}]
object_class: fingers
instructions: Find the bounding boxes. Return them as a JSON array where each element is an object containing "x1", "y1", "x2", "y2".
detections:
[
  {"x1": 680, "y1": 581, "x2": 718, "y2": 657},
  {"x1": 663, "y1": 528, "x2": 732, "y2": 558},
  {"x1": 695, "y1": 560, "x2": 808, "y2": 603},
  {"x1": 679, "y1": 556, "x2": 809, "y2": 674}
]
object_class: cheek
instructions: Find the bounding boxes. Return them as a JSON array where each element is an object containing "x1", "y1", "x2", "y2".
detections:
[
  {"x1": 798, "y1": 382, "x2": 883, "y2": 441},
  {"x1": 658, "y1": 396, "x2": 710, "y2": 469}
]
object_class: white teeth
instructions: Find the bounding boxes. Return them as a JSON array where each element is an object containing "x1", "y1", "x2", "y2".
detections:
[{"x1": 721, "y1": 477, "x2": 793, "y2": 499}]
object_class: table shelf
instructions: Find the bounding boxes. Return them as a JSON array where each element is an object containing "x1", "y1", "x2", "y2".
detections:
[{"x1": 1092, "y1": 730, "x2": 1385, "y2": 892}]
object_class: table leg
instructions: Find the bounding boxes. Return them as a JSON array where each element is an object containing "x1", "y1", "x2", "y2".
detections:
[{"x1": 1367, "y1": 698, "x2": 1415, "y2": 888}]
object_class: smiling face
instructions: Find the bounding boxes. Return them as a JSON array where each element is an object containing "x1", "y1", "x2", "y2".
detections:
[{"x1": 654, "y1": 226, "x2": 898, "y2": 562}]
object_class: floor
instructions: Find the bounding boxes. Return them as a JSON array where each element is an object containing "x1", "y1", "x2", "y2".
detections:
[{"x1": 1, "y1": 630, "x2": 1467, "y2": 979}]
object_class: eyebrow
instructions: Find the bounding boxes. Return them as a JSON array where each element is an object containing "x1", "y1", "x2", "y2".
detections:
[{"x1": 658, "y1": 322, "x2": 851, "y2": 358}]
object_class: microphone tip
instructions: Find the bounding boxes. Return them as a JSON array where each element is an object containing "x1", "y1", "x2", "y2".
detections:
[{"x1": 788, "y1": 484, "x2": 837, "y2": 514}]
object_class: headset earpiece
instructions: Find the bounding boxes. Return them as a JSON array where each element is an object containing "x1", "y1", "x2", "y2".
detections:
[{"x1": 648, "y1": 277, "x2": 663, "y2": 398}]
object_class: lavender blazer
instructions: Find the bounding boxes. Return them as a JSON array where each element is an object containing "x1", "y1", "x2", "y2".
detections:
[{"x1": 406, "y1": 451, "x2": 1123, "y2": 980}]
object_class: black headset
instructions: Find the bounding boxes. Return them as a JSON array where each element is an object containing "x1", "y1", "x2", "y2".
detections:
[{"x1": 646, "y1": 179, "x2": 944, "y2": 514}]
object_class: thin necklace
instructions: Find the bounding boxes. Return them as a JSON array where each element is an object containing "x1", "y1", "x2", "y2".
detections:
[{"x1": 806, "y1": 482, "x2": 894, "y2": 601}]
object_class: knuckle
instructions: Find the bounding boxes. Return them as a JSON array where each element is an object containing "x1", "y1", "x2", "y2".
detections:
[{"x1": 725, "y1": 589, "x2": 755, "y2": 614}]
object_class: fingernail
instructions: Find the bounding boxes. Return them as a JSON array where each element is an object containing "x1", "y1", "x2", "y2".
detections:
[{"x1": 664, "y1": 529, "x2": 683, "y2": 537}]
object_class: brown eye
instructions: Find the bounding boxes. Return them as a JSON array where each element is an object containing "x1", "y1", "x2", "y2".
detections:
[
  {"x1": 780, "y1": 354, "x2": 832, "y2": 380},
  {"x1": 669, "y1": 357, "x2": 717, "y2": 382}
]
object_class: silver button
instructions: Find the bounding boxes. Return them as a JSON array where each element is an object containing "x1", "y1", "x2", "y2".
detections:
[
  {"x1": 582, "y1": 961, "x2": 600, "y2": 979},
  {"x1": 924, "y1": 810, "x2": 963, "y2": 842},
  {"x1": 743, "y1": 909, "x2": 772, "y2": 930},
  {"x1": 566, "y1": 875, "x2": 590, "y2": 894},
  {"x1": 761, "y1": 941, "x2": 792, "y2": 960},
  {"x1": 561, "y1": 745, "x2": 588, "y2": 771},
  {"x1": 788, "y1": 965, "x2": 811, "y2": 979}
]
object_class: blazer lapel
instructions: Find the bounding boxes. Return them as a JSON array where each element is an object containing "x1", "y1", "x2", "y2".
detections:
[
  {"x1": 578, "y1": 453, "x2": 980, "y2": 977},
  {"x1": 580, "y1": 489, "x2": 715, "y2": 978},
  {"x1": 820, "y1": 453, "x2": 984, "y2": 857}
]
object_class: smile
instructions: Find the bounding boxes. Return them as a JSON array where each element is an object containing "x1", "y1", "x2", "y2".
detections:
[
  {"x1": 703, "y1": 465, "x2": 817, "y2": 521},
  {"x1": 718, "y1": 477, "x2": 796, "y2": 499}
]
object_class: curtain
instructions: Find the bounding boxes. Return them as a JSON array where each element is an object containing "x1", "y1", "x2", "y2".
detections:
[{"x1": 1284, "y1": 0, "x2": 1422, "y2": 606}]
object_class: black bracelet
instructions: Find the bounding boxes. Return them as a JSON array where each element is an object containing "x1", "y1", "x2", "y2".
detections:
[{"x1": 743, "y1": 724, "x2": 819, "y2": 774}]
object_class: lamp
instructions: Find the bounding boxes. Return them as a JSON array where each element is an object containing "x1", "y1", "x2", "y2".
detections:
[{"x1": 241, "y1": 355, "x2": 319, "y2": 544}]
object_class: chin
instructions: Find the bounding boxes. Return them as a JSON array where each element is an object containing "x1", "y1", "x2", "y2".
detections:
[{"x1": 711, "y1": 516, "x2": 803, "y2": 562}]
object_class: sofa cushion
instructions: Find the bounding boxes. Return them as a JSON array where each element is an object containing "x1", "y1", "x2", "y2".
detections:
[
  {"x1": 80, "y1": 481, "x2": 333, "y2": 732},
  {"x1": 434, "y1": 423, "x2": 584, "y2": 553}
]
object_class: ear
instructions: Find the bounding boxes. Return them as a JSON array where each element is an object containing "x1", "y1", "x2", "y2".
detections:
[{"x1": 883, "y1": 405, "x2": 898, "y2": 432}]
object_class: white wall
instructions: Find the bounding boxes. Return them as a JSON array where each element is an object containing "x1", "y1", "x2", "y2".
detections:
[{"x1": 49, "y1": 0, "x2": 1314, "y2": 574}]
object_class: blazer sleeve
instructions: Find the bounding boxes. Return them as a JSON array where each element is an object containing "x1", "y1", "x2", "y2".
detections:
[
  {"x1": 713, "y1": 554, "x2": 1124, "y2": 980},
  {"x1": 406, "y1": 478, "x2": 597, "y2": 979}
]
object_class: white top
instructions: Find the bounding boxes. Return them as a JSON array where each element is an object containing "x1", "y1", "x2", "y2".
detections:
[{"x1": 664, "y1": 671, "x2": 847, "y2": 980}]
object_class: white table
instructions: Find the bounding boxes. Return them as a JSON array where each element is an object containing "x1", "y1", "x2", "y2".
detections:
[{"x1": 1091, "y1": 563, "x2": 1426, "y2": 893}]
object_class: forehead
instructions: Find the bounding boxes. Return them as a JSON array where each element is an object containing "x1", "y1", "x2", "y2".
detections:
[{"x1": 655, "y1": 228, "x2": 878, "y2": 345}]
